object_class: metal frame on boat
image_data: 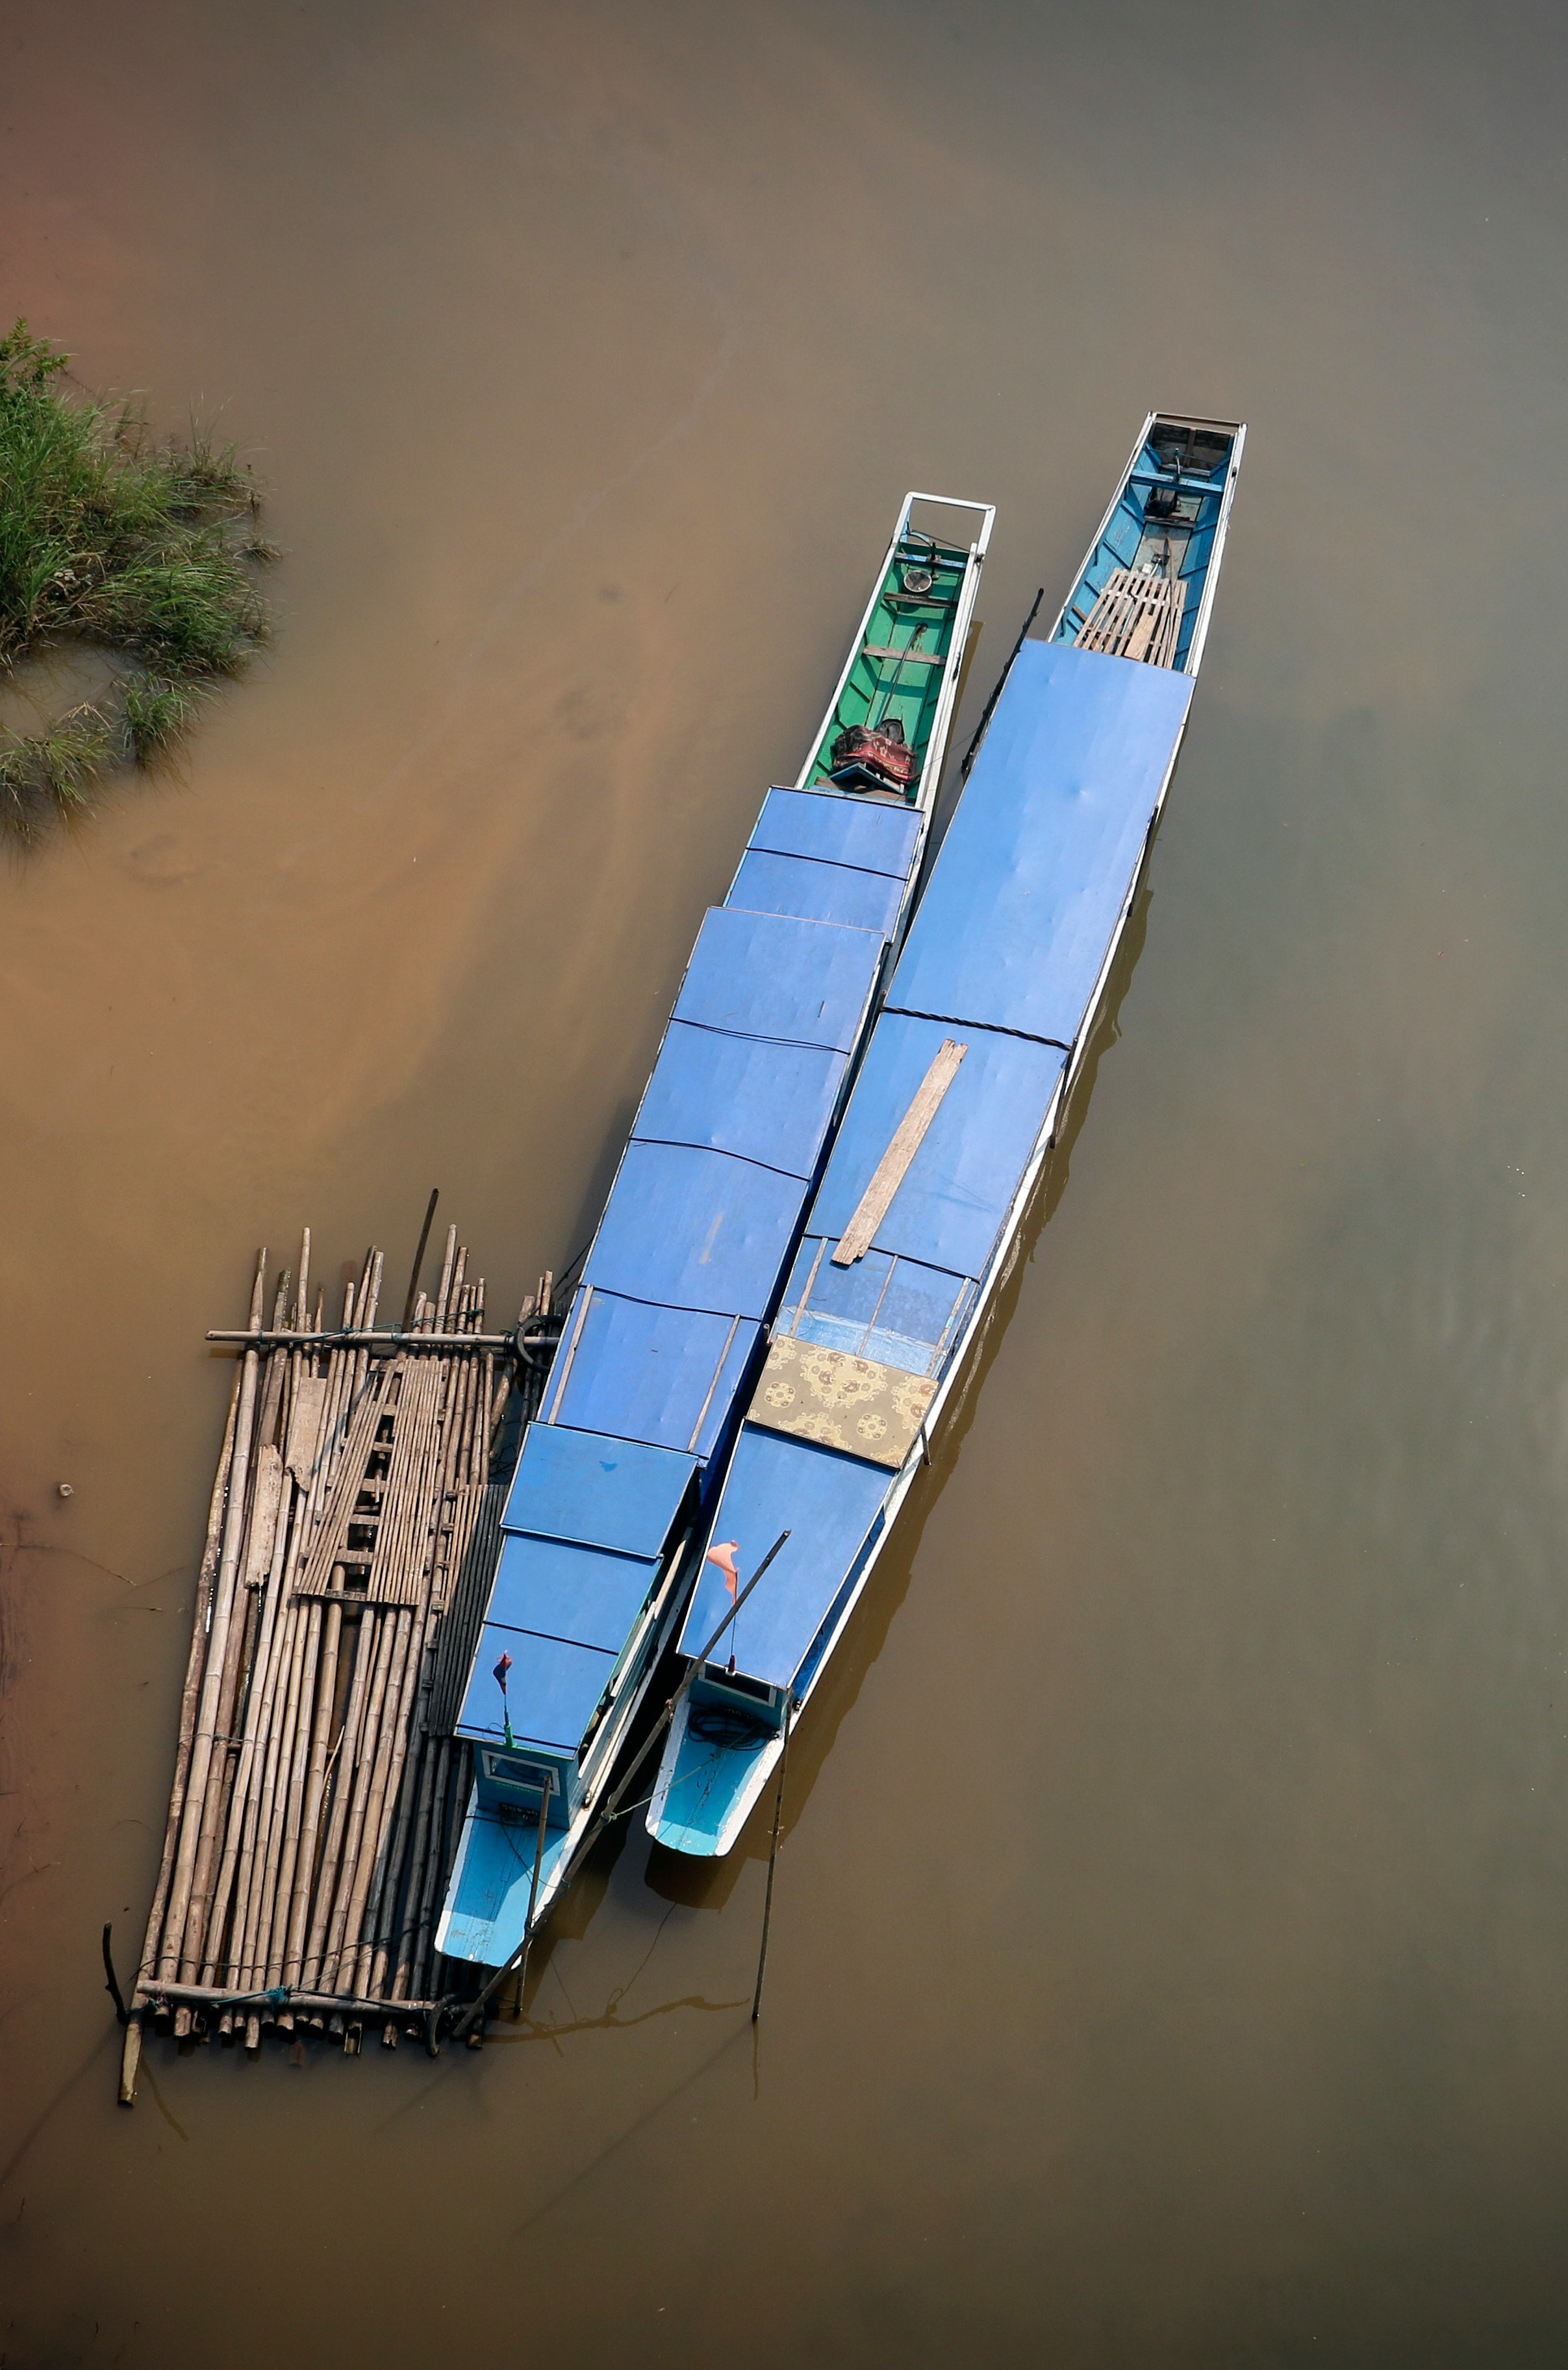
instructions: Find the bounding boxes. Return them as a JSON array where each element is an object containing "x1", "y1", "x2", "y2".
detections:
[{"x1": 646, "y1": 413, "x2": 1245, "y2": 1861}]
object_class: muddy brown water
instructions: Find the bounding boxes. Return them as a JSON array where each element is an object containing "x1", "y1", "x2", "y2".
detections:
[{"x1": 6, "y1": 3, "x2": 1568, "y2": 2363}]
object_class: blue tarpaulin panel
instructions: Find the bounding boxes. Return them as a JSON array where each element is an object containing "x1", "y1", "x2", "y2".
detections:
[
  {"x1": 488, "y1": 1532, "x2": 659, "y2": 1652},
  {"x1": 500, "y1": 1421, "x2": 694, "y2": 1556},
  {"x1": 457, "y1": 1619, "x2": 615, "y2": 1750},
  {"x1": 728, "y1": 850, "x2": 904, "y2": 939},
  {"x1": 747, "y1": 787, "x2": 920, "y2": 878},
  {"x1": 550, "y1": 1290, "x2": 763, "y2": 1459},
  {"x1": 673, "y1": 906, "x2": 883, "y2": 1052},
  {"x1": 632, "y1": 1019, "x2": 848, "y2": 1180},
  {"x1": 778, "y1": 1236, "x2": 974, "y2": 1375},
  {"x1": 806, "y1": 1013, "x2": 1069, "y2": 1277},
  {"x1": 887, "y1": 643, "x2": 1192, "y2": 1047},
  {"x1": 676, "y1": 1426, "x2": 889, "y2": 1688},
  {"x1": 582, "y1": 1141, "x2": 813, "y2": 1319}
]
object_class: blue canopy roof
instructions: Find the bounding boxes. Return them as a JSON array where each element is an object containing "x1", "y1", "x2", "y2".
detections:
[
  {"x1": 499, "y1": 1421, "x2": 694, "y2": 1557},
  {"x1": 582, "y1": 1141, "x2": 811, "y2": 1319},
  {"x1": 887, "y1": 643, "x2": 1191, "y2": 1047},
  {"x1": 676, "y1": 1425, "x2": 888, "y2": 1687},
  {"x1": 673, "y1": 906, "x2": 883, "y2": 1052},
  {"x1": 729, "y1": 848, "x2": 904, "y2": 938},
  {"x1": 548, "y1": 1290, "x2": 762, "y2": 1459},
  {"x1": 489, "y1": 1530, "x2": 659, "y2": 1651},
  {"x1": 632, "y1": 1019, "x2": 848, "y2": 1180},
  {"x1": 458, "y1": 1620, "x2": 619, "y2": 1752},
  {"x1": 805, "y1": 1013, "x2": 1068, "y2": 1279},
  {"x1": 459, "y1": 1423, "x2": 694, "y2": 1752},
  {"x1": 686, "y1": 645, "x2": 1198, "y2": 1700},
  {"x1": 457, "y1": 772, "x2": 926, "y2": 1755},
  {"x1": 777, "y1": 1236, "x2": 974, "y2": 1376},
  {"x1": 747, "y1": 786, "x2": 919, "y2": 877}
]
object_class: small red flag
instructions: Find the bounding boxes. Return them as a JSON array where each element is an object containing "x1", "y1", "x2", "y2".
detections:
[
  {"x1": 705, "y1": 1540, "x2": 740, "y2": 1598},
  {"x1": 493, "y1": 1651, "x2": 513, "y2": 1692}
]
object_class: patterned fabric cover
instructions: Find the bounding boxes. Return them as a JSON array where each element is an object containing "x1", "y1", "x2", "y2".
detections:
[{"x1": 746, "y1": 1335, "x2": 935, "y2": 1471}]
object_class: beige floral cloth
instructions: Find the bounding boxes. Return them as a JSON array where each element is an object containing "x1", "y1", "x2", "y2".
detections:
[{"x1": 748, "y1": 1334, "x2": 935, "y2": 1470}]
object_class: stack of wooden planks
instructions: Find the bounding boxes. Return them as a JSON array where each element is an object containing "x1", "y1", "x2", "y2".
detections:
[
  {"x1": 119, "y1": 1226, "x2": 555, "y2": 2100},
  {"x1": 1074, "y1": 567, "x2": 1185, "y2": 667}
]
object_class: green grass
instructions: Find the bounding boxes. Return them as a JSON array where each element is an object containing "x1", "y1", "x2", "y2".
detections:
[{"x1": 0, "y1": 320, "x2": 273, "y2": 840}]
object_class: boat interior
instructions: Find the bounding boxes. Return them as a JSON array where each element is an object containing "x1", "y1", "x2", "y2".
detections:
[
  {"x1": 648, "y1": 1669, "x2": 789, "y2": 1857},
  {"x1": 1050, "y1": 414, "x2": 1241, "y2": 674},
  {"x1": 436, "y1": 1742, "x2": 578, "y2": 1964},
  {"x1": 803, "y1": 523, "x2": 974, "y2": 802}
]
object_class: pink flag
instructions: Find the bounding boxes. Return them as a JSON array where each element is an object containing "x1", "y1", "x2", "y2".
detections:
[{"x1": 705, "y1": 1540, "x2": 740, "y2": 1598}]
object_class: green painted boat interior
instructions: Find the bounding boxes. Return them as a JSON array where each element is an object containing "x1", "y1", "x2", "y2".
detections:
[{"x1": 803, "y1": 529, "x2": 972, "y2": 798}]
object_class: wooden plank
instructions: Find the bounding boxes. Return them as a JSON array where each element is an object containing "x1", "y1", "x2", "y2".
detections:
[
  {"x1": 832, "y1": 1039, "x2": 967, "y2": 1266},
  {"x1": 285, "y1": 1375, "x2": 327, "y2": 1483},
  {"x1": 296, "y1": 1368, "x2": 392, "y2": 1596},
  {"x1": 1074, "y1": 567, "x2": 1183, "y2": 669}
]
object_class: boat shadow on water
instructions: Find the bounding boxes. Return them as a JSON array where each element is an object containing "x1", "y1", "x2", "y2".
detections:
[{"x1": 639, "y1": 861, "x2": 1161, "y2": 1915}]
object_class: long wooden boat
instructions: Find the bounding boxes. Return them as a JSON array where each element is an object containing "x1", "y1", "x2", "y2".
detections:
[
  {"x1": 646, "y1": 411, "x2": 1245, "y2": 1858},
  {"x1": 436, "y1": 492, "x2": 994, "y2": 1967}
]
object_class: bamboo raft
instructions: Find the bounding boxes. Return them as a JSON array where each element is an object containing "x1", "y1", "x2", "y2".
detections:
[{"x1": 119, "y1": 1223, "x2": 558, "y2": 2102}]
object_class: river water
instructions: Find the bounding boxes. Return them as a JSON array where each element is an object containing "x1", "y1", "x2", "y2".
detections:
[{"x1": 5, "y1": 3, "x2": 1568, "y2": 2362}]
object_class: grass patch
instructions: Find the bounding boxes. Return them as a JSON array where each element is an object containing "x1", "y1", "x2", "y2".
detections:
[{"x1": 0, "y1": 319, "x2": 274, "y2": 841}]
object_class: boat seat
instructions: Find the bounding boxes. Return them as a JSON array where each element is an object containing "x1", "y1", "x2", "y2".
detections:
[{"x1": 1074, "y1": 567, "x2": 1185, "y2": 667}]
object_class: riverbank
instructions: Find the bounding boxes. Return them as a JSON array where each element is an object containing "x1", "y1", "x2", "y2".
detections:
[{"x1": 0, "y1": 320, "x2": 273, "y2": 839}]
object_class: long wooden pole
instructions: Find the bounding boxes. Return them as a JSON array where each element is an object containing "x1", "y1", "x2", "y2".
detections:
[
  {"x1": 402, "y1": 1190, "x2": 438, "y2": 1329},
  {"x1": 751, "y1": 1692, "x2": 796, "y2": 2022},
  {"x1": 508, "y1": 1770, "x2": 555, "y2": 2021}
]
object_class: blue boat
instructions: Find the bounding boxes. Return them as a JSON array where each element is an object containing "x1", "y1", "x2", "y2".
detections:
[
  {"x1": 646, "y1": 412, "x2": 1245, "y2": 1858},
  {"x1": 436, "y1": 493, "x2": 996, "y2": 1967}
]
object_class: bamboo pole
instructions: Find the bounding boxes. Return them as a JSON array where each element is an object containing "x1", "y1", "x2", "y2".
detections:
[
  {"x1": 135, "y1": 1979, "x2": 449, "y2": 2018},
  {"x1": 236, "y1": 1605, "x2": 301, "y2": 2017},
  {"x1": 182, "y1": 1433, "x2": 284, "y2": 1968},
  {"x1": 408, "y1": 1735, "x2": 456, "y2": 2002},
  {"x1": 281, "y1": 1597, "x2": 342, "y2": 1984},
  {"x1": 372, "y1": 1726, "x2": 433, "y2": 2002},
  {"x1": 434, "y1": 1225, "x2": 457, "y2": 1331},
  {"x1": 364, "y1": 1593, "x2": 440, "y2": 1986},
  {"x1": 210, "y1": 1381, "x2": 318, "y2": 1984},
  {"x1": 162, "y1": 1258, "x2": 268, "y2": 1981},
  {"x1": 295, "y1": 1227, "x2": 310, "y2": 1334},
  {"x1": 342, "y1": 1609, "x2": 424, "y2": 1995},
  {"x1": 201, "y1": 1478, "x2": 294, "y2": 1985},
  {"x1": 222, "y1": 1339, "x2": 317, "y2": 1990},
  {"x1": 314, "y1": 1607, "x2": 401, "y2": 1989},
  {"x1": 120, "y1": 1288, "x2": 253, "y2": 2102},
  {"x1": 392, "y1": 1734, "x2": 444, "y2": 2000},
  {"x1": 367, "y1": 1374, "x2": 452, "y2": 1993},
  {"x1": 300, "y1": 1605, "x2": 383, "y2": 1989},
  {"x1": 261, "y1": 1598, "x2": 324, "y2": 2004}
]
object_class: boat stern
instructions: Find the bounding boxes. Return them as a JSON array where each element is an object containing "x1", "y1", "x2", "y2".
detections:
[
  {"x1": 435, "y1": 1744, "x2": 578, "y2": 1969},
  {"x1": 646, "y1": 1670, "x2": 787, "y2": 1857}
]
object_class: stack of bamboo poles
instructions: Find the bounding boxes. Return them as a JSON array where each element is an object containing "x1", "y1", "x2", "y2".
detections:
[
  {"x1": 1074, "y1": 565, "x2": 1185, "y2": 667},
  {"x1": 120, "y1": 1227, "x2": 557, "y2": 2100}
]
